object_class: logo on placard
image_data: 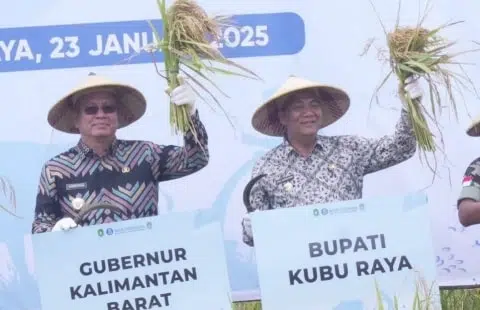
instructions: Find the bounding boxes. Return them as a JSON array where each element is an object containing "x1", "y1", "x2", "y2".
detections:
[
  {"x1": 312, "y1": 208, "x2": 329, "y2": 216},
  {"x1": 97, "y1": 229, "x2": 104, "y2": 237},
  {"x1": 146, "y1": 221, "x2": 152, "y2": 229},
  {"x1": 106, "y1": 228, "x2": 114, "y2": 235}
]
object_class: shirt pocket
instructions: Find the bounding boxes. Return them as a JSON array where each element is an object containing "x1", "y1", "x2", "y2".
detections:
[
  {"x1": 269, "y1": 173, "x2": 295, "y2": 208},
  {"x1": 314, "y1": 161, "x2": 344, "y2": 187},
  {"x1": 61, "y1": 181, "x2": 91, "y2": 212}
]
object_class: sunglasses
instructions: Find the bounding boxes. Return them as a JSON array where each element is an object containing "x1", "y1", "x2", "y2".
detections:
[{"x1": 83, "y1": 105, "x2": 117, "y2": 115}]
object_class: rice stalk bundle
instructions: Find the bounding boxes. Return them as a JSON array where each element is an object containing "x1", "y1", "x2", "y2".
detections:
[
  {"x1": 363, "y1": 0, "x2": 480, "y2": 167},
  {"x1": 147, "y1": 0, "x2": 261, "y2": 141},
  {"x1": 386, "y1": 25, "x2": 461, "y2": 153}
]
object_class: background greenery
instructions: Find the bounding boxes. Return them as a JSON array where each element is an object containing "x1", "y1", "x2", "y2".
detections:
[{"x1": 232, "y1": 288, "x2": 480, "y2": 309}]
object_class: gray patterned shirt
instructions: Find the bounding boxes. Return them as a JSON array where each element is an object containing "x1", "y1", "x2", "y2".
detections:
[{"x1": 242, "y1": 109, "x2": 417, "y2": 246}]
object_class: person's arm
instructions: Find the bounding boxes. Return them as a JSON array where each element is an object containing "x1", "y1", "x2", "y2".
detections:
[
  {"x1": 150, "y1": 110, "x2": 209, "y2": 181},
  {"x1": 356, "y1": 79, "x2": 423, "y2": 174},
  {"x1": 356, "y1": 108, "x2": 417, "y2": 175},
  {"x1": 31, "y1": 164, "x2": 62, "y2": 234},
  {"x1": 457, "y1": 159, "x2": 480, "y2": 227},
  {"x1": 242, "y1": 158, "x2": 270, "y2": 247},
  {"x1": 242, "y1": 223, "x2": 255, "y2": 247}
]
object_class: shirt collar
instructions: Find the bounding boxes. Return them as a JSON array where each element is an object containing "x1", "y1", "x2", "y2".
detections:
[
  {"x1": 76, "y1": 138, "x2": 120, "y2": 157},
  {"x1": 280, "y1": 135, "x2": 323, "y2": 157}
]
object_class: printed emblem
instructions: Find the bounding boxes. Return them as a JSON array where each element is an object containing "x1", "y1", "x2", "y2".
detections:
[
  {"x1": 284, "y1": 182, "x2": 293, "y2": 191},
  {"x1": 122, "y1": 166, "x2": 130, "y2": 173},
  {"x1": 71, "y1": 197, "x2": 85, "y2": 210}
]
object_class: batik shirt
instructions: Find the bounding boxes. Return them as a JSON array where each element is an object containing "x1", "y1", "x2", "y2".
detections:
[
  {"x1": 32, "y1": 111, "x2": 208, "y2": 234},
  {"x1": 243, "y1": 109, "x2": 417, "y2": 246},
  {"x1": 458, "y1": 157, "x2": 480, "y2": 206}
]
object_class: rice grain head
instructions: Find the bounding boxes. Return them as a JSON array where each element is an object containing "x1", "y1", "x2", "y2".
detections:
[
  {"x1": 388, "y1": 27, "x2": 430, "y2": 59},
  {"x1": 150, "y1": 0, "x2": 260, "y2": 139},
  {"x1": 167, "y1": 0, "x2": 225, "y2": 57}
]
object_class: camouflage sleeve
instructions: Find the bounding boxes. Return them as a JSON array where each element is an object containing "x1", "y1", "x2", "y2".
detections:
[
  {"x1": 458, "y1": 158, "x2": 480, "y2": 206},
  {"x1": 32, "y1": 164, "x2": 62, "y2": 234},
  {"x1": 150, "y1": 110, "x2": 209, "y2": 181},
  {"x1": 356, "y1": 109, "x2": 417, "y2": 175}
]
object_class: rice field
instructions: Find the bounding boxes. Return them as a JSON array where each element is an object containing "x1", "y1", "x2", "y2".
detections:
[{"x1": 231, "y1": 288, "x2": 480, "y2": 309}]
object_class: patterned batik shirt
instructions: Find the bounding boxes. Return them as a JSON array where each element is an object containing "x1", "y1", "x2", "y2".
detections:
[
  {"x1": 457, "y1": 157, "x2": 480, "y2": 206},
  {"x1": 32, "y1": 111, "x2": 208, "y2": 234},
  {"x1": 242, "y1": 109, "x2": 417, "y2": 246}
]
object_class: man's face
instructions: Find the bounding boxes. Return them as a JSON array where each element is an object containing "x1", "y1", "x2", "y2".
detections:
[
  {"x1": 279, "y1": 90, "x2": 323, "y2": 137},
  {"x1": 74, "y1": 90, "x2": 119, "y2": 138}
]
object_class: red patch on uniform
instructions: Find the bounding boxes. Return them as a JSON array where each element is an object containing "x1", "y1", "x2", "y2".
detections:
[{"x1": 463, "y1": 175, "x2": 473, "y2": 186}]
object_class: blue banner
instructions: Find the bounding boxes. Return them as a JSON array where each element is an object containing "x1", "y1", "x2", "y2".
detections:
[
  {"x1": 250, "y1": 193, "x2": 441, "y2": 310},
  {"x1": 0, "y1": 12, "x2": 305, "y2": 73},
  {"x1": 31, "y1": 212, "x2": 232, "y2": 310}
]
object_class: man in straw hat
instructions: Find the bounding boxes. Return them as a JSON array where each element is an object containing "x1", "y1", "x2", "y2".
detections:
[
  {"x1": 241, "y1": 75, "x2": 423, "y2": 246},
  {"x1": 31, "y1": 73, "x2": 209, "y2": 233},
  {"x1": 457, "y1": 120, "x2": 480, "y2": 227}
]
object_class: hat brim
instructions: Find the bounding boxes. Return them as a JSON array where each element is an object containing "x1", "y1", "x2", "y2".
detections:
[
  {"x1": 467, "y1": 117, "x2": 480, "y2": 137},
  {"x1": 252, "y1": 84, "x2": 350, "y2": 137},
  {"x1": 47, "y1": 83, "x2": 147, "y2": 134}
]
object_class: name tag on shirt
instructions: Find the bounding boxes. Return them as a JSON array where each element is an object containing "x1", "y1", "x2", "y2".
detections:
[
  {"x1": 275, "y1": 175, "x2": 294, "y2": 186},
  {"x1": 66, "y1": 182, "x2": 88, "y2": 191}
]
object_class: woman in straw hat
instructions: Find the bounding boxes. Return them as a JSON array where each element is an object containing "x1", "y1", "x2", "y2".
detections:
[
  {"x1": 31, "y1": 73, "x2": 209, "y2": 233},
  {"x1": 241, "y1": 75, "x2": 423, "y2": 246},
  {"x1": 457, "y1": 119, "x2": 480, "y2": 227}
]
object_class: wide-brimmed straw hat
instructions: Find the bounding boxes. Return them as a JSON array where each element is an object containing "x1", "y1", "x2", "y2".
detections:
[
  {"x1": 47, "y1": 73, "x2": 147, "y2": 134},
  {"x1": 467, "y1": 115, "x2": 480, "y2": 137},
  {"x1": 251, "y1": 76, "x2": 350, "y2": 136}
]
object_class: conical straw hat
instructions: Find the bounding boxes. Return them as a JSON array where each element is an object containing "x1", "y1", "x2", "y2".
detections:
[
  {"x1": 251, "y1": 76, "x2": 350, "y2": 136},
  {"x1": 47, "y1": 73, "x2": 147, "y2": 134},
  {"x1": 467, "y1": 114, "x2": 480, "y2": 137}
]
